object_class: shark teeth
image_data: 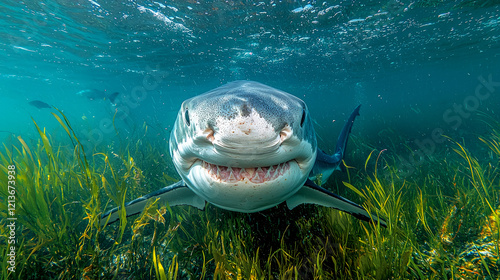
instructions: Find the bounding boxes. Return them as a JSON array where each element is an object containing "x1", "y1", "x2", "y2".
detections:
[{"x1": 202, "y1": 161, "x2": 291, "y2": 183}]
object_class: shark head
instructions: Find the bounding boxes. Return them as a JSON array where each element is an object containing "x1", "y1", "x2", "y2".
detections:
[{"x1": 170, "y1": 81, "x2": 318, "y2": 212}]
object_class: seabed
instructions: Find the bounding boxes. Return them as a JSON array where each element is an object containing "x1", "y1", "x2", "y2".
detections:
[{"x1": 1, "y1": 111, "x2": 499, "y2": 279}]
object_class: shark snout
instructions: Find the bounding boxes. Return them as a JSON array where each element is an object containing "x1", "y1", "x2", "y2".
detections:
[
  {"x1": 206, "y1": 123, "x2": 293, "y2": 158},
  {"x1": 211, "y1": 129, "x2": 281, "y2": 155}
]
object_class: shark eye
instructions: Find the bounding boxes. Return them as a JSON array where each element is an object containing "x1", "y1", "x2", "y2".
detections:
[
  {"x1": 300, "y1": 107, "x2": 306, "y2": 127},
  {"x1": 184, "y1": 108, "x2": 190, "y2": 126}
]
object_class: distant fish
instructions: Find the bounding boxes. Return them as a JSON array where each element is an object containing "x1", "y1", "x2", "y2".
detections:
[
  {"x1": 28, "y1": 100, "x2": 52, "y2": 109},
  {"x1": 76, "y1": 89, "x2": 120, "y2": 104}
]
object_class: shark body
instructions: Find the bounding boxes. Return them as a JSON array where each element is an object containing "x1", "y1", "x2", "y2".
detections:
[{"x1": 101, "y1": 81, "x2": 386, "y2": 228}]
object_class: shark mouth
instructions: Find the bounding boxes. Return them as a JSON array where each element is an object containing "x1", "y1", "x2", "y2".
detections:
[{"x1": 202, "y1": 161, "x2": 291, "y2": 184}]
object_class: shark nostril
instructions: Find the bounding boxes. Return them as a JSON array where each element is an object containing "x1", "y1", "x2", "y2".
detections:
[
  {"x1": 280, "y1": 131, "x2": 286, "y2": 142},
  {"x1": 279, "y1": 124, "x2": 292, "y2": 143},
  {"x1": 204, "y1": 128, "x2": 215, "y2": 142}
]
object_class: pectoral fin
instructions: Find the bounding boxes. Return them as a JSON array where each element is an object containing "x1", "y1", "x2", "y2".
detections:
[
  {"x1": 100, "y1": 180, "x2": 205, "y2": 226},
  {"x1": 286, "y1": 179, "x2": 387, "y2": 228}
]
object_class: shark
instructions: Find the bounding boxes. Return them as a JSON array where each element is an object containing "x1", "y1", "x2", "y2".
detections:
[{"x1": 101, "y1": 81, "x2": 386, "y2": 228}]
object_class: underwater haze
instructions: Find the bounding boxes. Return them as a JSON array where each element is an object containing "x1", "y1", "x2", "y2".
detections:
[{"x1": 1, "y1": 0, "x2": 500, "y2": 279}]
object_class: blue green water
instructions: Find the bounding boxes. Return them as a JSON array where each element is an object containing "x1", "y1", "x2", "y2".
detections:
[
  {"x1": 1, "y1": 1, "x2": 500, "y2": 278},
  {"x1": 1, "y1": 0, "x2": 499, "y2": 152}
]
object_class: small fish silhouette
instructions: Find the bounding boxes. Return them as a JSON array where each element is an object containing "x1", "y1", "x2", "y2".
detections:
[{"x1": 28, "y1": 100, "x2": 52, "y2": 109}]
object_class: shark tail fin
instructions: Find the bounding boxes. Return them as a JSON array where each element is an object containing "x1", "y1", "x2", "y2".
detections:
[
  {"x1": 332, "y1": 105, "x2": 361, "y2": 168},
  {"x1": 100, "y1": 181, "x2": 205, "y2": 227},
  {"x1": 309, "y1": 105, "x2": 361, "y2": 184}
]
